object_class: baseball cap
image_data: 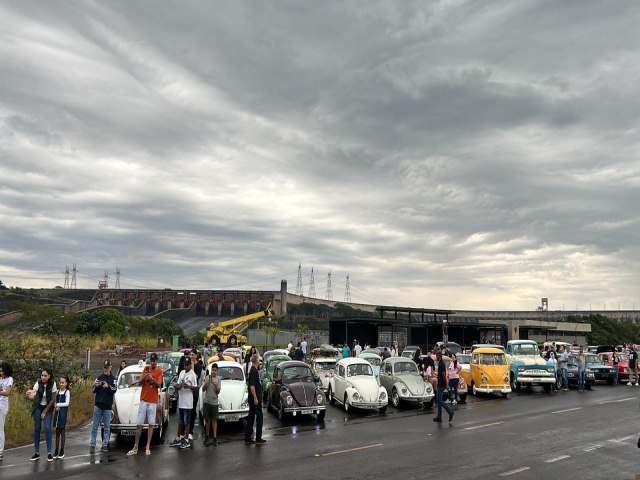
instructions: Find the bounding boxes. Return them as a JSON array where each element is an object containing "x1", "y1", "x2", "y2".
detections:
[
  {"x1": 103, "y1": 360, "x2": 112, "y2": 368},
  {"x1": 150, "y1": 353, "x2": 159, "y2": 361}
]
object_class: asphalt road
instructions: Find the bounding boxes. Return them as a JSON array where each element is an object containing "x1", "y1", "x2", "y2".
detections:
[{"x1": 2, "y1": 383, "x2": 640, "y2": 480}]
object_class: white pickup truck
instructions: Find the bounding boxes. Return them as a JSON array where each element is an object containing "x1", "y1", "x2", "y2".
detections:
[{"x1": 506, "y1": 340, "x2": 556, "y2": 393}]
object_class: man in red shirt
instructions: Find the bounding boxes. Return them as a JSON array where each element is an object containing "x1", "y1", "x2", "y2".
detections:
[{"x1": 128, "y1": 353, "x2": 163, "y2": 456}]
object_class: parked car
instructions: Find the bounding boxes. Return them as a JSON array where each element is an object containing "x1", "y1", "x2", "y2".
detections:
[
  {"x1": 379, "y1": 357, "x2": 435, "y2": 408},
  {"x1": 585, "y1": 354, "x2": 615, "y2": 384},
  {"x1": 436, "y1": 341, "x2": 462, "y2": 355},
  {"x1": 222, "y1": 348, "x2": 244, "y2": 363},
  {"x1": 560, "y1": 356, "x2": 596, "y2": 389},
  {"x1": 260, "y1": 354, "x2": 292, "y2": 401},
  {"x1": 358, "y1": 352, "x2": 383, "y2": 377},
  {"x1": 311, "y1": 356, "x2": 337, "y2": 395},
  {"x1": 401, "y1": 346, "x2": 420, "y2": 358},
  {"x1": 328, "y1": 358, "x2": 387, "y2": 413},
  {"x1": 421, "y1": 354, "x2": 468, "y2": 403},
  {"x1": 197, "y1": 361, "x2": 249, "y2": 424},
  {"x1": 468, "y1": 347, "x2": 511, "y2": 398},
  {"x1": 266, "y1": 360, "x2": 326, "y2": 421},
  {"x1": 506, "y1": 340, "x2": 556, "y2": 393},
  {"x1": 110, "y1": 364, "x2": 171, "y2": 443},
  {"x1": 263, "y1": 349, "x2": 291, "y2": 365},
  {"x1": 470, "y1": 344, "x2": 505, "y2": 353},
  {"x1": 598, "y1": 352, "x2": 630, "y2": 383}
]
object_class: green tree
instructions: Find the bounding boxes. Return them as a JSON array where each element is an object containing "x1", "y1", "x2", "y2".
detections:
[{"x1": 263, "y1": 322, "x2": 279, "y2": 347}]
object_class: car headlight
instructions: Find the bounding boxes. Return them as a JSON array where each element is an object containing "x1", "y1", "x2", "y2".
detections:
[
  {"x1": 504, "y1": 376, "x2": 509, "y2": 384},
  {"x1": 426, "y1": 383, "x2": 433, "y2": 393},
  {"x1": 241, "y1": 399, "x2": 249, "y2": 409},
  {"x1": 568, "y1": 373, "x2": 575, "y2": 377},
  {"x1": 286, "y1": 395, "x2": 293, "y2": 406},
  {"x1": 352, "y1": 392, "x2": 361, "y2": 401},
  {"x1": 482, "y1": 376, "x2": 488, "y2": 384},
  {"x1": 379, "y1": 391, "x2": 386, "y2": 401},
  {"x1": 587, "y1": 373, "x2": 595, "y2": 378},
  {"x1": 517, "y1": 366, "x2": 525, "y2": 372},
  {"x1": 317, "y1": 394, "x2": 325, "y2": 404},
  {"x1": 624, "y1": 368, "x2": 629, "y2": 373},
  {"x1": 401, "y1": 386, "x2": 408, "y2": 394},
  {"x1": 547, "y1": 367, "x2": 554, "y2": 373}
]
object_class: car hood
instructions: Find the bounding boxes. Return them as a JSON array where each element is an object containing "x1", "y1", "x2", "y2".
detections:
[
  {"x1": 219, "y1": 381, "x2": 247, "y2": 410},
  {"x1": 286, "y1": 382, "x2": 318, "y2": 407},
  {"x1": 514, "y1": 356, "x2": 547, "y2": 366},
  {"x1": 348, "y1": 377, "x2": 381, "y2": 401},
  {"x1": 587, "y1": 363, "x2": 612, "y2": 370},
  {"x1": 395, "y1": 373, "x2": 426, "y2": 395},
  {"x1": 114, "y1": 387, "x2": 142, "y2": 424}
]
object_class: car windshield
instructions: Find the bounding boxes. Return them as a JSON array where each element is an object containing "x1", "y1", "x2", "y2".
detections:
[
  {"x1": 394, "y1": 362, "x2": 418, "y2": 374},
  {"x1": 266, "y1": 359, "x2": 286, "y2": 375},
  {"x1": 457, "y1": 355, "x2": 471, "y2": 365},
  {"x1": 362, "y1": 356, "x2": 381, "y2": 366},
  {"x1": 217, "y1": 366, "x2": 244, "y2": 381},
  {"x1": 479, "y1": 354, "x2": 507, "y2": 365},
  {"x1": 618, "y1": 354, "x2": 629, "y2": 362},
  {"x1": 347, "y1": 363, "x2": 374, "y2": 377},
  {"x1": 118, "y1": 372, "x2": 141, "y2": 388},
  {"x1": 512, "y1": 344, "x2": 539, "y2": 355},
  {"x1": 585, "y1": 354, "x2": 601, "y2": 364},
  {"x1": 315, "y1": 362, "x2": 336, "y2": 370},
  {"x1": 283, "y1": 366, "x2": 314, "y2": 383}
]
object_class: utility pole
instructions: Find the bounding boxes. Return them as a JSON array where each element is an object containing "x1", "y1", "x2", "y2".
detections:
[
  {"x1": 71, "y1": 264, "x2": 77, "y2": 289},
  {"x1": 326, "y1": 272, "x2": 333, "y2": 301},
  {"x1": 308, "y1": 268, "x2": 316, "y2": 298},
  {"x1": 295, "y1": 263, "x2": 303, "y2": 296},
  {"x1": 64, "y1": 266, "x2": 70, "y2": 289},
  {"x1": 344, "y1": 275, "x2": 351, "y2": 302},
  {"x1": 115, "y1": 266, "x2": 121, "y2": 289}
]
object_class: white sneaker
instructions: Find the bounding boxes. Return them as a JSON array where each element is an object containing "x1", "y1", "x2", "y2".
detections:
[
  {"x1": 627, "y1": 382, "x2": 632, "y2": 386},
  {"x1": 188, "y1": 434, "x2": 193, "y2": 441},
  {"x1": 635, "y1": 383, "x2": 638, "y2": 386}
]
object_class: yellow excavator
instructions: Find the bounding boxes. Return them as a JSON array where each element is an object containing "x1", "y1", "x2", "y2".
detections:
[{"x1": 206, "y1": 303, "x2": 273, "y2": 348}]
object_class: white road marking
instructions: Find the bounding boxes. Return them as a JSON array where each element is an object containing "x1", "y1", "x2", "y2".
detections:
[
  {"x1": 499, "y1": 467, "x2": 530, "y2": 476},
  {"x1": 545, "y1": 455, "x2": 570, "y2": 463},
  {"x1": 317, "y1": 443, "x2": 383, "y2": 457},
  {"x1": 463, "y1": 421, "x2": 504, "y2": 431},
  {"x1": 608, "y1": 435, "x2": 635, "y2": 443},
  {"x1": 583, "y1": 444, "x2": 604, "y2": 451},
  {"x1": 0, "y1": 464, "x2": 16, "y2": 469},
  {"x1": 552, "y1": 407, "x2": 582, "y2": 414},
  {"x1": 599, "y1": 397, "x2": 635, "y2": 404}
]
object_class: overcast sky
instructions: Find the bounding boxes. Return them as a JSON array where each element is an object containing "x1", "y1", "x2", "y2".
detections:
[{"x1": 1, "y1": 1, "x2": 639, "y2": 310}]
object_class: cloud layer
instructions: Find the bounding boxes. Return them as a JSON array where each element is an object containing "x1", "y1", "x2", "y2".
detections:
[{"x1": 1, "y1": 1, "x2": 639, "y2": 310}]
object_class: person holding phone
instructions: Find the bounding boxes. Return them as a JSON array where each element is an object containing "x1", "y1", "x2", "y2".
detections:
[
  {"x1": 127, "y1": 353, "x2": 163, "y2": 456},
  {"x1": 89, "y1": 360, "x2": 116, "y2": 453}
]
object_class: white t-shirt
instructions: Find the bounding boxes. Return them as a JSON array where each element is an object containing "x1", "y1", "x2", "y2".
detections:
[
  {"x1": 177, "y1": 370, "x2": 197, "y2": 410},
  {"x1": 354, "y1": 344, "x2": 362, "y2": 356},
  {"x1": 0, "y1": 377, "x2": 13, "y2": 409},
  {"x1": 301, "y1": 340, "x2": 307, "y2": 355},
  {"x1": 33, "y1": 381, "x2": 58, "y2": 406}
]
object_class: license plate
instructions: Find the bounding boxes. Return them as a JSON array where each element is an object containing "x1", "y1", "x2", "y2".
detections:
[
  {"x1": 301, "y1": 409, "x2": 313, "y2": 415},
  {"x1": 121, "y1": 430, "x2": 136, "y2": 437},
  {"x1": 224, "y1": 415, "x2": 239, "y2": 422}
]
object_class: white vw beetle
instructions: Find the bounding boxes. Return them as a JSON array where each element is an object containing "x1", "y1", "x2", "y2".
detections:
[
  {"x1": 197, "y1": 361, "x2": 249, "y2": 423},
  {"x1": 110, "y1": 364, "x2": 171, "y2": 443},
  {"x1": 311, "y1": 356, "x2": 337, "y2": 395},
  {"x1": 328, "y1": 358, "x2": 387, "y2": 413}
]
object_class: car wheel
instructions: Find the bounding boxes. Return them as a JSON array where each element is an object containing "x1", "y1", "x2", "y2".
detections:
[
  {"x1": 328, "y1": 387, "x2": 335, "y2": 405},
  {"x1": 501, "y1": 392, "x2": 508, "y2": 399},
  {"x1": 266, "y1": 394, "x2": 272, "y2": 413},
  {"x1": 586, "y1": 382, "x2": 593, "y2": 390},
  {"x1": 343, "y1": 394, "x2": 350, "y2": 413},
  {"x1": 391, "y1": 389, "x2": 400, "y2": 408},
  {"x1": 459, "y1": 393, "x2": 467, "y2": 404},
  {"x1": 152, "y1": 422, "x2": 162, "y2": 445},
  {"x1": 379, "y1": 405, "x2": 387, "y2": 414},
  {"x1": 316, "y1": 410, "x2": 326, "y2": 422},
  {"x1": 543, "y1": 384, "x2": 552, "y2": 394},
  {"x1": 472, "y1": 383, "x2": 477, "y2": 395}
]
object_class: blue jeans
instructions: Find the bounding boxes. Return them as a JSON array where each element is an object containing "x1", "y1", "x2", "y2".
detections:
[
  {"x1": 90, "y1": 407, "x2": 113, "y2": 448},
  {"x1": 560, "y1": 368, "x2": 568, "y2": 389},
  {"x1": 33, "y1": 405, "x2": 52, "y2": 454},
  {"x1": 613, "y1": 365, "x2": 619, "y2": 384},
  {"x1": 448, "y1": 378, "x2": 459, "y2": 402},
  {"x1": 436, "y1": 386, "x2": 452, "y2": 419},
  {"x1": 578, "y1": 370, "x2": 585, "y2": 390}
]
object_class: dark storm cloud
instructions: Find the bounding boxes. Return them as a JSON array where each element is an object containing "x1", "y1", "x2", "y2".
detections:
[{"x1": 1, "y1": 1, "x2": 639, "y2": 309}]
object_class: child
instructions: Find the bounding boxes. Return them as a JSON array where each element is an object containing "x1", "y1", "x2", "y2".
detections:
[
  {"x1": 53, "y1": 376, "x2": 70, "y2": 459},
  {"x1": 169, "y1": 358, "x2": 197, "y2": 450},
  {"x1": 202, "y1": 363, "x2": 221, "y2": 446}
]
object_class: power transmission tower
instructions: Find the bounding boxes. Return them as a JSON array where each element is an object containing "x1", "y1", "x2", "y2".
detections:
[
  {"x1": 64, "y1": 266, "x2": 70, "y2": 289},
  {"x1": 71, "y1": 264, "x2": 77, "y2": 289},
  {"x1": 308, "y1": 268, "x2": 316, "y2": 298},
  {"x1": 326, "y1": 272, "x2": 333, "y2": 300},
  {"x1": 115, "y1": 266, "x2": 121, "y2": 289},
  {"x1": 295, "y1": 263, "x2": 303, "y2": 296},
  {"x1": 344, "y1": 275, "x2": 351, "y2": 302}
]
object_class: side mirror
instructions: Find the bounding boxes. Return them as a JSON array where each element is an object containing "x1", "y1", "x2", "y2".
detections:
[{"x1": 168, "y1": 386, "x2": 175, "y2": 396}]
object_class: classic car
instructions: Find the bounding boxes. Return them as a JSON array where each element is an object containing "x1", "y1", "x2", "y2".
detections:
[
  {"x1": 196, "y1": 361, "x2": 249, "y2": 423},
  {"x1": 469, "y1": 347, "x2": 511, "y2": 398},
  {"x1": 207, "y1": 354, "x2": 237, "y2": 365},
  {"x1": 311, "y1": 356, "x2": 337, "y2": 395},
  {"x1": 585, "y1": 354, "x2": 615, "y2": 384},
  {"x1": 266, "y1": 361, "x2": 326, "y2": 421},
  {"x1": 222, "y1": 348, "x2": 244, "y2": 363},
  {"x1": 312, "y1": 344, "x2": 340, "y2": 359},
  {"x1": 260, "y1": 354, "x2": 292, "y2": 401},
  {"x1": 421, "y1": 354, "x2": 468, "y2": 403},
  {"x1": 110, "y1": 364, "x2": 171, "y2": 443},
  {"x1": 263, "y1": 349, "x2": 291, "y2": 364},
  {"x1": 328, "y1": 358, "x2": 387, "y2": 413},
  {"x1": 358, "y1": 352, "x2": 382, "y2": 377},
  {"x1": 379, "y1": 357, "x2": 435, "y2": 408},
  {"x1": 598, "y1": 352, "x2": 630, "y2": 383},
  {"x1": 557, "y1": 356, "x2": 595, "y2": 389},
  {"x1": 401, "y1": 346, "x2": 420, "y2": 358},
  {"x1": 506, "y1": 340, "x2": 556, "y2": 393},
  {"x1": 436, "y1": 341, "x2": 463, "y2": 355}
]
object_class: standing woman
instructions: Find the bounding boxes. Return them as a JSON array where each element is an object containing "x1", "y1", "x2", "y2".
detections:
[
  {"x1": 0, "y1": 362, "x2": 14, "y2": 461},
  {"x1": 448, "y1": 354, "x2": 462, "y2": 404},
  {"x1": 27, "y1": 368, "x2": 57, "y2": 462},
  {"x1": 53, "y1": 375, "x2": 70, "y2": 459}
]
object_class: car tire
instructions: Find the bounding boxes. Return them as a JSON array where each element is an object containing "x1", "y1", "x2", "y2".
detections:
[
  {"x1": 316, "y1": 410, "x2": 326, "y2": 422},
  {"x1": 459, "y1": 393, "x2": 467, "y2": 404},
  {"x1": 266, "y1": 394, "x2": 272, "y2": 412},
  {"x1": 328, "y1": 387, "x2": 335, "y2": 405},
  {"x1": 391, "y1": 389, "x2": 400, "y2": 408},
  {"x1": 511, "y1": 374, "x2": 521, "y2": 392},
  {"x1": 278, "y1": 403, "x2": 286, "y2": 421},
  {"x1": 115, "y1": 433, "x2": 125, "y2": 446},
  {"x1": 501, "y1": 392, "x2": 508, "y2": 399},
  {"x1": 472, "y1": 383, "x2": 478, "y2": 396},
  {"x1": 543, "y1": 384, "x2": 552, "y2": 394},
  {"x1": 343, "y1": 394, "x2": 350, "y2": 413},
  {"x1": 379, "y1": 406, "x2": 387, "y2": 414}
]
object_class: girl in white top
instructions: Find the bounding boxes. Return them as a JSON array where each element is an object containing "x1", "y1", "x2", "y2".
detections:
[{"x1": 0, "y1": 362, "x2": 14, "y2": 461}]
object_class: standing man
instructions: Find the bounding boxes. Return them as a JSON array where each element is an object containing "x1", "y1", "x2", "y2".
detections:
[
  {"x1": 245, "y1": 354, "x2": 265, "y2": 445},
  {"x1": 433, "y1": 351, "x2": 453, "y2": 423},
  {"x1": 558, "y1": 346, "x2": 569, "y2": 391},
  {"x1": 301, "y1": 337, "x2": 308, "y2": 359},
  {"x1": 188, "y1": 349, "x2": 202, "y2": 440},
  {"x1": 169, "y1": 357, "x2": 198, "y2": 450},
  {"x1": 342, "y1": 343, "x2": 350, "y2": 359},
  {"x1": 354, "y1": 341, "x2": 362, "y2": 357},
  {"x1": 202, "y1": 363, "x2": 221, "y2": 446},
  {"x1": 628, "y1": 347, "x2": 638, "y2": 386},
  {"x1": 127, "y1": 353, "x2": 163, "y2": 456},
  {"x1": 612, "y1": 351, "x2": 619, "y2": 385},
  {"x1": 577, "y1": 346, "x2": 586, "y2": 392},
  {"x1": 89, "y1": 360, "x2": 117, "y2": 453}
]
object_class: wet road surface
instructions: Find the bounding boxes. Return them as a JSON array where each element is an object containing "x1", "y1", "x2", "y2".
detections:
[{"x1": 2, "y1": 383, "x2": 639, "y2": 479}]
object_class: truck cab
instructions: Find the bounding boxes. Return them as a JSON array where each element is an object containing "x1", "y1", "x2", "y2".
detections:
[{"x1": 506, "y1": 340, "x2": 556, "y2": 393}]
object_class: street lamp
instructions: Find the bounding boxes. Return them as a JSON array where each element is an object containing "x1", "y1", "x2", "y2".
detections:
[{"x1": 442, "y1": 318, "x2": 449, "y2": 344}]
